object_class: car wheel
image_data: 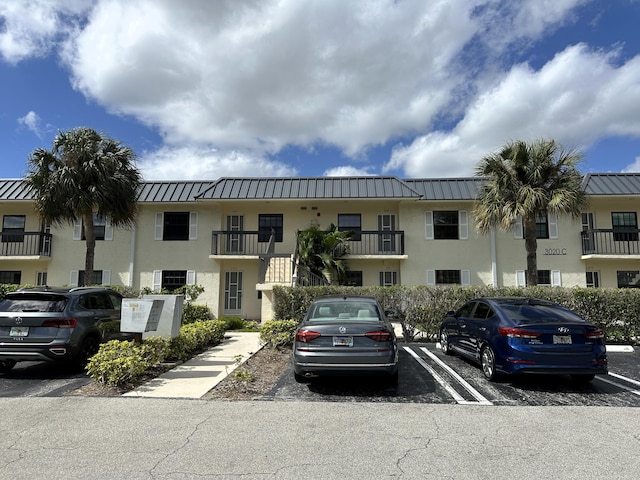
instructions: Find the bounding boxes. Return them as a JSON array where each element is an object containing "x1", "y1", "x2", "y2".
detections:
[
  {"x1": 76, "y1": 336, "x2": 100, "y2": 369},
  {"x1": 440, "y1": 329, "x2": 453, "y2": 355},
  {"x1": 0, "y1": 359, "x2": 16, "y2": 373},
  {"x1": 481, "y1": 344, "x2": 498, "y2": 381},
  {"x1": 571, "y1": 374, "x2": 596, "y2": 384}
]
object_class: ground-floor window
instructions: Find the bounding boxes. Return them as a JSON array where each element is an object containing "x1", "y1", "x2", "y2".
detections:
[
  {"x1": 224, "y1": 271, "x2": 243, "y2": 311},
  {"x1": 78, "y1": 270, "x2": 104, "y2": 286},
  {"x1": 162, "y1": 270, "x2": 187, "y2": 292},
  {"x1": 344, "y1": 271, "x2": 363, "y2": 286},
  {"x1": 516, "y1": 270, "x2": 561, "y2": 287},
  {"x1": 617, "y1": 271, "x2": 640, "y2": 288},
  {"x1": 0, "y1": 271, "x2": 21, "y2": 284},
  {"x1": 379, "y1": 271, "x2": 398, "y2": 286},
  {"x1": 586, "y1": 271, "x2": 600, "y2": 288},
  {"x1": 427, "y1": 269, "x2": 470, "y2": 286}
]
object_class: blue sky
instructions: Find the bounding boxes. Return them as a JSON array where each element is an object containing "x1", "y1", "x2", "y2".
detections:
[{"x1": 2, "y1": 0, "x2": 640, "y2": 181}]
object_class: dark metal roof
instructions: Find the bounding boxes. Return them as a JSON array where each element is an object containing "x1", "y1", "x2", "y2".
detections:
[
  {"x1": 137, "y1": 181, "x2": 212, "y2": 202},
  {"x1": 0, "y1": 180, "x2": 33, "y2": 200},
  {"x1": 197, "y1": 177, "x2": 422, "y2": 200},
  {"x1": 581, "y1": 173, "x2": 640, "y2": 195},
  {"x1": 404, "y1": 178, "x2": 485, "y2": 200}
]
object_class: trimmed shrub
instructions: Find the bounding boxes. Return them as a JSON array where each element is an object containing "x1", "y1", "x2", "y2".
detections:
[
  {"x1": 182, "y1": 303, "x2": 214, "y2": 324},
  {"x1": 260, "y1": 319, "x2": 299, "y2": 349},
  {"x1": 86, "y1": 340, "x2": 165, "y2": 387}
]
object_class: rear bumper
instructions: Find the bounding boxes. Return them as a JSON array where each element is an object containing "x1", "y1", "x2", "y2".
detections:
[
  {"x1": 293, "y1": 350, "x2": 399, "y2": 378},
  {"x1": 0, "y1": 343, "x2": 78, "y2": 362}
]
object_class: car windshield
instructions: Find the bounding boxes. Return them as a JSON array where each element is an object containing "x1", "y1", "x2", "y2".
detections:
[
  {"x1": 308, "y1": 302, "x2": 381, "y2": 321},
  {"x1": 0, "y1": 295, "x2": 67, "y2": 313},
  {"x1": 499, "y1": 303, "x2": 585, "y2": 323}
]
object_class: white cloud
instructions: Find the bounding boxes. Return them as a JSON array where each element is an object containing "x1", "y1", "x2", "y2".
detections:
[
  {"x1": 137, "y1": 146, "x2": 297, "y2": 181},
  {"x1": 323, "y1": 166, "x2": 376, "y2": 177},
  {"x1": 17, "y1": 110, "x2": 43, "y2": 137},
  {"x1": 623, "y1": 157, "x2": 640, "y2": 173}
]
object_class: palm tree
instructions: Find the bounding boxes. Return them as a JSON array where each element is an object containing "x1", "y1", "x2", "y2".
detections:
[
  {"x1": 474, "y1": 139, "x2": 587, "y2": 286},
  {"x1": 295, "y1": 223, "x2": 351, "y2": 285},
  {"x1": 25, "y1": 127, "x2": 141, "y2": 286}
]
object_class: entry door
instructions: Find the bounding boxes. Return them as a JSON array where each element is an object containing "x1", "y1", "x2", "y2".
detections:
[
  {"x1": 224, "y1": 271, "x2": 243, "y2": 313},
  {"x1": 378, "y1": 214, "x2": 396, "y2": 253},
  {"x1": 226, "y1": 215, "x2": 244, "y2": 253},
  {"x1": 581, "y1": 213, "x2": 595, "y2": 253}
]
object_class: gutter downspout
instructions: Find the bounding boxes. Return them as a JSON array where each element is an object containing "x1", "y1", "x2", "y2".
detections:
[
  {"x1": 490, "y1": 227, "x2": 498, "y2": 287},
  {"x1": 129, "y1": 225, "x2": 136, "y2": 287}
]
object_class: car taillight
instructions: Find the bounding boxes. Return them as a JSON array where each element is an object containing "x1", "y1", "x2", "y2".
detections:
[
  {"x1": 585, "y1": 328, "x2": 604, "y2": 339},
  {"x1": 365, "y1": 330, "x2": 392, "y2": 342},
  {"x1": 498, "y1": 327, "x2": 540, "y2": 339},
  {"x1": 296, "y1": 329, "x2": 321, "y2": 343},
  {"x1": 42, "y1": 318, "x2": 77, "y2": 328}
]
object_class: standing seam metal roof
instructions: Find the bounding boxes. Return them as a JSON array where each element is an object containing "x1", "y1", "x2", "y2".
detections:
[
  {"x1": 581, "y1": 173, "x2": 640, "y2": 195},
  {"x1": 404, "y1": 178, "x2": 485, "y2": 200},
  {"x1": 136, "y1": 181, "x2": 212, "y2": 202},
  {"x1": 0, "y1": 180, "x2": 34, "y2": 200}
]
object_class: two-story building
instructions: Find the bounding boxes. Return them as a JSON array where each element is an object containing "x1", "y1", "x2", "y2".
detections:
[{"x1": 1, "y1": 173, "x2": 639, "y2": 321}]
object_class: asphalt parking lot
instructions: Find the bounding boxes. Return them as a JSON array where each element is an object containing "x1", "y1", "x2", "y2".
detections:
[{"x1": 267, "y1": 343, "x2": 640, "y2": 407}]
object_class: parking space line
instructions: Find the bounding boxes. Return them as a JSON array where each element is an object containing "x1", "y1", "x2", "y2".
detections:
[
  {"x1": 597, "y1": 375, "x2": 640, "y2": 396},
  {"x1": 403, "y1": 346, "x2": 492, "y2": 406},
  {"x1": 608, "y1": 371, "x2": 640, "y2": 388},
  {"x1": 419, "y1": 347, "x2": 492, "y2": 406}
]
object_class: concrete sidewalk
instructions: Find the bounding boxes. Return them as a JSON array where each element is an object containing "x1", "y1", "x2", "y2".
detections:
[{"x1": 123, "y1": 331, "x2": 264, "y2": 399}]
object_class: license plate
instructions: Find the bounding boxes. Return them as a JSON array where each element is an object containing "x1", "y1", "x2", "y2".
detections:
[
  {"x1": 333, "y1": 336, "x2": 353, "y2": 347},
  {"x1": 10, "y1": 326, "x2": 29, "y2": 337},
  {"x1": 553, "y1": 335, "x2": 572, "y2": 345}
]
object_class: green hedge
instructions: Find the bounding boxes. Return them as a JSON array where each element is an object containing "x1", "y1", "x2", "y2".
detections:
[{"x1": 272, "y1": 285, "x2": 640, "y2": 345}]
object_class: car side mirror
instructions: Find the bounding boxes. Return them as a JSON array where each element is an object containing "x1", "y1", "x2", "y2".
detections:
[
  {"x1": 446, "y1": 310, "x2": 456, "y2": 317},
  {"x1": 385, "y1": 309, "x2": 397, "y2": 319}
]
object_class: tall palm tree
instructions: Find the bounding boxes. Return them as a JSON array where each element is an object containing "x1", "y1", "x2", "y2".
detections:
[
  {"x1": 295, "y1": 223, "x2": 351, "y2": 285},
  {"x1": 25, "y1": 127, "x2": 141, "y2": 286},
  {"x1": 474, "y1": 139, "x2": 587, "y2": 286}
]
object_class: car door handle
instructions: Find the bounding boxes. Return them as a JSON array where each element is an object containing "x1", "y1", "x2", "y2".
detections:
[{"x1": 479, "y1": 327, "x2": 486, "y2": 331}]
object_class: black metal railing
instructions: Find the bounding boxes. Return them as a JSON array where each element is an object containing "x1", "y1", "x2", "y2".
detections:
[
  {"x1": 581, "y1": 229, "x2": 640, "y2": 255},
  {"x1": 0, "y1": 232, "x2": 52, "y2": 257},
  {"x1": 211, "y1": 231, "x2": 276, "y2": 255},
  {"x1": 346, "y1": 231, "x2": 405, "y2": 255}
]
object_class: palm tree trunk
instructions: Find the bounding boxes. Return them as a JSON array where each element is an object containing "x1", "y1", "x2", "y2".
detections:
[
  {"x1": 523, "y1": 214, "x2": 538, "y2": 286},
  {"x1": 83, "y1": 212, "x2": 96, "y2": 286}
]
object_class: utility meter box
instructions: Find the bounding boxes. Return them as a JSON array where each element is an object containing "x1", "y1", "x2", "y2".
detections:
[
  {"x1": 121, "y1": 299, "x2": 165, "y2": 334},
  {"x1": 140, "y1": 294, "x2": 184, "y2": 339}
]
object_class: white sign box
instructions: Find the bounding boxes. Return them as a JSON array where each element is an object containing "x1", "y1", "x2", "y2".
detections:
[
  {"x1": 141, "y1": 294, "x2": 184, "y2": 339},
  {"x1": 121, "y1": 299, "x2": 165, "y2": 334}
]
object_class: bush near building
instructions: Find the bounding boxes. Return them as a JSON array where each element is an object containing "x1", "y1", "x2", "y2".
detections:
[{"x1": 272, "y1": 285, "x2": 640, "y2": 345}]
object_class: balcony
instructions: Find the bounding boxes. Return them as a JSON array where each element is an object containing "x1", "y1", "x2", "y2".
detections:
[
  {"x1": 211, "y1": 231, "x2": 277, "y2": 256},
  {"x1": 0, "y1": 232, "x2": 52, "y2": 258},
  {"x1": 345, "y1": 231, "x2": 405, "y2": 256},
  {"x1": 581, "y1": 229, "x2": 640, "y2": 256}
]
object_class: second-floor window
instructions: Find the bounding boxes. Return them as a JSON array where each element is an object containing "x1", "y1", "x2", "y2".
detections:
[
  {"x1": 258, "y1": 214, "x2": 283, "y2": 242},
  {"x1": 338, "y1": 214, "x2": 361, "y2": 241},
  {"x1": 612, "y1": 212, "x2": 638, "y2": 241},
  {"x1": 155, "y1": 212, "x2": 198, "y2": 241},
  {"x1": 425, "y1": 211, "x2": 468, "y2": 240},
  {"x1": 2, "y1": 215, "x2": 25, "y2": 242}
]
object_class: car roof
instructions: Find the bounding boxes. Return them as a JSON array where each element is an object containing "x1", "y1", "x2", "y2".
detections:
[
  {"x1": 472, "y1": 297, "x2": 556, "y2": 306},
  {"x1": 11, "y1": 286, "x2": 117, "y2": 296},
  {"x1": 312, "y1": 295, "x2": 378, "y2": 303}
]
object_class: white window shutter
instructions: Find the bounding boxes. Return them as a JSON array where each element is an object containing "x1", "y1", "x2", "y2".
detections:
[
  {"x1": 513, "y1": 216, "x2": 523, "y2": 239},
  {"x1": 461, "y1": 270, "x2": 471, "y2": 285},
  {"x1": 73, "y1": 219, "x2": 82, "y2": 240},
  {"x1": 186, "y1": 270, "x2": 196, "y2": 285},
  {"x1": 155, "y1": 213, "x2": 163, "y2": 240},
  {"x1": 104, "y1": 216, "x2": 113, "y2": 241},
  {"x1": 426, "y1": 269, "x2": 435, "y2": 286},
  {"x1": 70, "y1": 270, "x2": 79, "y2": 287},
  {"x1": 516, "y1": 270, "x2": 526, "y2": 287},
  {"x1": 551, "y1": 270, "x2": 561, "y2": 287},
  {"x1": 189, "y1": 212, "x2": 198, "y2": 240},
  {"x1": 102, "y1": 270, "x2": 111, "y2": 285},
  {"x1": 459, "y1": 211, "x2": 468, "y2": 240},
  {"x1": 153, "y1": 270, "x2": 162, "y2": 290},
  {"x1": 425, "y1": 211, "x2": 434, "y2": 240},
  {"x1": 548, "y1": 213, "x2": 558, "y2": 239}
]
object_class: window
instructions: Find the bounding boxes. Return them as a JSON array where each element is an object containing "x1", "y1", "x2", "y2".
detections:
[
  {"x1": 586, "y1": 271, "x2": 600, "y2": 288},
  {"x1": 161, "y1": 270, "x2": 187, "y2": 292},
  {"x1": 426, "y1": 211, "x2": 468, "y2": 240},
  {"x1": 344, "y1": 271, "x2": 363, "y2": 286},
  {"x1": 36, "y1": 272, "x2": 47, "y2": 286},
  {"x1": 224, "y1": 271, "x2": 243, "y2": 311},
  {"x1": 537, "y1": 270, "x2": 551, "y2": 286},
  {"x1": 78, "y1": 270, "x2": 104, "y2": 286},
  {"x1": 338, "y1": 214, "x2": 361, "y2": 241},
  {"x1": 379, "y1": 271, "x2": 398, "y2": 287},
  {"x1": 516, "y1": 270, "x2": 561, "y2": 287},
  {"x1": 258, "y1": 214, "x2": 283, "y2": 243},
  {"x1": 617, "y1": 271, "x2": 640, "y2": 288},
  {"x1": 472, "y1": 302, "x2": 494, "y2": 320},
  {"x1": 436, "y1": 270, "x2": 461, "y2": 285},
  {"x1": 0, "y1": 271, "x2": 21, "y2": 284},
  {"x1": 163, "y1": 212, "x2": 191, "y2": 241},
  {"x1": 83, "y1": 213, "x2": 107, "y2": 240},
  {"x1": 457, "y1": 302, "x2": 476, "y2": 318},
  {"x1": 612, "y1": 212, "x2": 638, "y2": 242},
  {"x1": 513, "y1": 212, "x2": 557, "y2": 239},
  {"x1": 2, "y1": 215, "x2": 25, "y2": 242},
  {"x1": 535, "y1": 211, "x2": 549, "y2": 239}
]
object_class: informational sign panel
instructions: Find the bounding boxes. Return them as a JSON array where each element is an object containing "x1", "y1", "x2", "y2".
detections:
[
  {"x1": 121, "y1": 299, "x2": 165, "y2": 333},
  {"x1": 141, "y1": 294, "x2": 184, "y2": 339}
]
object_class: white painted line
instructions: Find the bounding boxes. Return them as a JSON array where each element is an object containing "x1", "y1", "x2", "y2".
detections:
[
  {"x1": 420, "y1": 347, "x2": 493, "y2": 406},
  {"x1": 596, "y1": 375, "x2": 640, "y2": 397},
  {"x1": 403, "y1": 346, "x2": 491, "y2": 406},
  {"x1": 606, "y1": 345, "x2": 635, "y2": 353},
  {"x1": 608, "y1": 371, "x2": 640, "y2": 388}
]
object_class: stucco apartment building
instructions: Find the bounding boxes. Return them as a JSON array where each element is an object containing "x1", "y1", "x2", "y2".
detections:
[{"x1": 1, "y1": 173, "x2": 639, "y2": 321}]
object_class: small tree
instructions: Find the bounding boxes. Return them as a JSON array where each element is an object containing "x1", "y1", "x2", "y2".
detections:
[
  {"x1": 25, "y1": 127, "x2": 141, "y2": 286},
  {"x1": 474, "y1": 139, "x2": 587, "y2": 286},
  {"x1": 295, "y1": 223, "x2": 351, "y2": 285}
]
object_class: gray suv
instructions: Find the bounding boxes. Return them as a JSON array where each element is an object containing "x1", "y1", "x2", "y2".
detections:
[{"x1": 0, "y1": 287, "x2": 130, "y2": 372}]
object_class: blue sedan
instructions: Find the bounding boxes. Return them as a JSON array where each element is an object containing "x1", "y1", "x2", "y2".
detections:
[{"x1": 439, "y1": 297, "x2": 608, "y2": 382}]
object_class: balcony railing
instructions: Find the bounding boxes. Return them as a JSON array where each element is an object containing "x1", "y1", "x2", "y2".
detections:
[
  {"x1": 0, "y1": 232, "x2": 52, "y2": 257},
  {"x1": 581, "y1": 229, "x2": 640, "y2": 255},
  {"x1": 346, "y1": 231, "x2": 405, "y2": 255},
  {"x1": 211, "y1": 231, "x2": 276, "y2": 256}
]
